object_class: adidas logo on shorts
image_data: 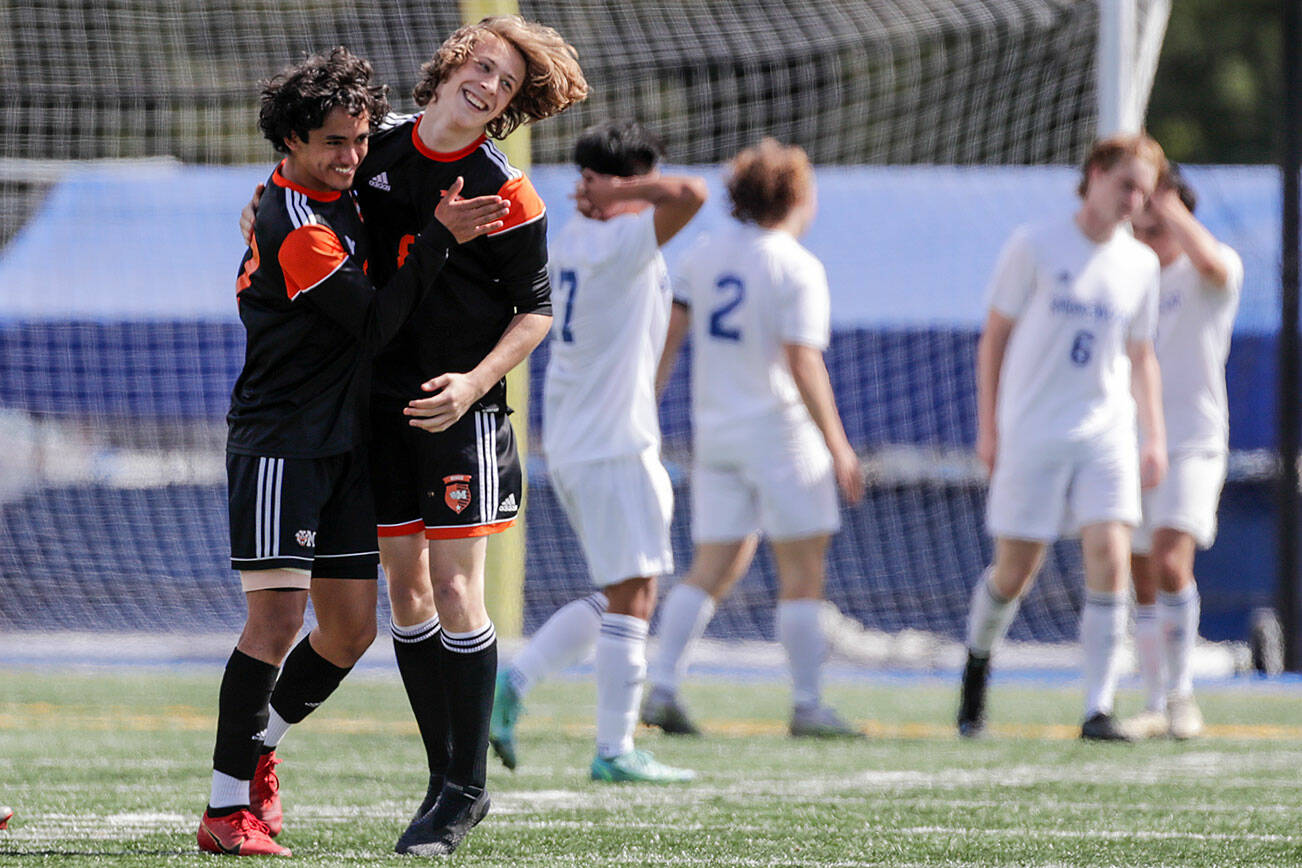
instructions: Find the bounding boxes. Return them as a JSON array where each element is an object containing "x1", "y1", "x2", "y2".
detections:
[
  {"x1": 369, "y1": 172, "x2": 391, "y2": 191},
  {"x1": 498, "y1": 493, "x2": 518, "y2": 514}
]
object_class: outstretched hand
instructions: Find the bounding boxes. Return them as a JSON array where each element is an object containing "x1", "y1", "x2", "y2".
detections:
[{"x1": 435, "y1": 176, "x2": 510, "y2": 244}]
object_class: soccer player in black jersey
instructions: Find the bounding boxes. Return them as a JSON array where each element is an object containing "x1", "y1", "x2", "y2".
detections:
[
  {"x1": 241, "y1": 16, "x2": 587, "y2": 858},
  {"x1": 202, "y1": 48, "x2": 508, "y2": 858}
]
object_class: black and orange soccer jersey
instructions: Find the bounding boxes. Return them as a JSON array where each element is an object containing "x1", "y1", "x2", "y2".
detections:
[
  {"x1": 355, "y1": 114, "x2": 552, "y2": 410},
  {"x1": 227, "y1": 163, "x2": 455, "y2": 459}
]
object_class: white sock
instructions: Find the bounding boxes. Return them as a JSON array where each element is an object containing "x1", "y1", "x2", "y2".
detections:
[
  {"x1": 1081, "y1": 590, "x2": 1127, "y2": 717},
  {"x1": 262, "y1": 707, "x2": 291, "y2": 749},
  {"x1": 647, "y1": 584, "x2": 715, "y2": 693},
  {"x1": 1133, "y1": 605, "x2": 1166, "y2": 712},
  {"x1": 1160, "y1": 585, "x2": 1200, "y2": 698},
  {"x1": 595, "y1": 613, "x2": 648, "y2": 759},
  {"x1": 209, "y1": 771, "x2": 249, "y2": 810},
  {"x1": 509, "y1": 592, "x2": 606, "y2": 697},
  {"x1": 777, "y1": 599, "x2": 826, "y2": 709},
  {"x1": 965, "y1": 569, "x2": 1020, "y2": 656}
]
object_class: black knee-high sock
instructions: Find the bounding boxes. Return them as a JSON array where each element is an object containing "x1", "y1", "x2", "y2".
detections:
[
  {"x1": 212, "y1": 649, "x2": 280, "y2": 783},
  {"x1": 392, "y1": 618, "x2": 450, "y2": 777},
  {"x1": 269, "y1": 636, "x2": 351, "y2": 727},
  {"x1": 439, "y1": 622, "x2": 497, "y2": 789}
]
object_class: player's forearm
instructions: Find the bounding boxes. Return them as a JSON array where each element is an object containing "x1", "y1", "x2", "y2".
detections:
[
  {"x1": 1160, "y1": 200, "x2": 1229, "y2": 286},
  {"x1": 786, "y1": 344, "x2": 853, "y2": 454},
  {"x1": 1129, "y1": 342, "x2": 1166, "y2": 451},
  {"x1": 656, "y1": 303, "x2": 691, "y2": 400},
  {"x1": 464, "y1": 312, "x2": 552, "y2": 399},
  {"x1": 976, "y1": 320, "x2": 1010, "y2": 441}
]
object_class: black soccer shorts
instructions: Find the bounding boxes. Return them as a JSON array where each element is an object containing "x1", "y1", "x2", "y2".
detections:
[
  {"x1": 370, "y1": 401, "x2": 521, "y2": 541},
  {"x1": 227, "y1": 447, "x2": 380, "y2": 583}
]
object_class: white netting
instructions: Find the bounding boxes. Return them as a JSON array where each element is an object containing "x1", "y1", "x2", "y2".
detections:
[{"x1": 0, "y1": 1, "x2": 1169, "y2": 653}]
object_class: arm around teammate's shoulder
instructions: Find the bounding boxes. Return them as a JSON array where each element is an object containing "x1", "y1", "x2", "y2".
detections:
[{"x1": 785, "y1": 342, "x2": 864, "y2": 504}]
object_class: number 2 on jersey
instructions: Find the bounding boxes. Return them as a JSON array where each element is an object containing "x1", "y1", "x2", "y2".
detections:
[
  {"x1": 559, "y1": 269, "x2": 578, "y2": 343},
  {"x1": 709, "y1": 275, "x2": 745, "y2": 341}
]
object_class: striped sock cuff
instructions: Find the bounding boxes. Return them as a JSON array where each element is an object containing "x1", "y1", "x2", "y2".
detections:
[
  {"x1": 1158, "y1": 585, "x2": 1199, "y2": 607},
  {"x1": 391, "y1": 615, "x2": 441, "y2": 644},
  {"x1": 600, "y1": 613, "x2": 649, "y2": 643},
  {"x1": 1134, "y1": 604, "x2": 1159, "y2": 624},
  {"x1": 441, "y1": 622, "x2": 497, "y2": 654},
  {"x1": 584, "y1": 592, "x2": 610, "y2": 618},
  {"x1": 1084, "y1": 589, "x2": 1126, "y2": 608}
]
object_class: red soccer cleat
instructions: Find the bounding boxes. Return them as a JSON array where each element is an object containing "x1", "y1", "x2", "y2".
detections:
[
  {"x1": 198, "y1": 809, "x2": 290, "y2": 857},
  {"x1": 0, "y1": 805, "x2": 13, "y2": 830},
  {"x1": 249, "y1": 750, "x2": 283, "y2": 837}
]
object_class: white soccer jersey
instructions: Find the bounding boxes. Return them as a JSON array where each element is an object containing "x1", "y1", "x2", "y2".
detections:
[
  {"x1": 987, "y1": 216, "x2": 1160, "y2": 450},
  {"x1": 543, "y1": 209, "x2": 670, "y2": 466},
  {"x1": 673, "y1": 220, "x2": 830, "y2": 456},
  {"x1": 1154, "y1": 244, "x2": 1243, "y2": 454}
]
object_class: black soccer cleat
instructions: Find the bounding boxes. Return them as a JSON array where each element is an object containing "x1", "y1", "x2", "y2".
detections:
[
  {"x1": 1080, "y1": 712, "x2": 1133, "y2": 742},
  {"x1": 956, "y1": 651, "x2": 990, "y2": 738},
  {"x1": 410, "y1": 772, "x2": 445, "y2": 823},
  {"x1": 395, "y1": 781, "x2": 490, "y2": 857}
]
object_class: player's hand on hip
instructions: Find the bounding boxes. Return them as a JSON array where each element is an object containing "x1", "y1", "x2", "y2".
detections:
[
  {"x1": 435, "y1": 176, "x2": 509, "y2": 244},
  {"x1": 1140, "y1": 441, "x2": 1167, "y2": 490},
  {"x1": 240, "y1": 184, "x2": 265, "y2": 244},
  {"x1": 405, "y1": 372, "x2": 481, "y2": 433},
  {"x1": 832, "y1": 443, "x2": 865, "y2": 504}
]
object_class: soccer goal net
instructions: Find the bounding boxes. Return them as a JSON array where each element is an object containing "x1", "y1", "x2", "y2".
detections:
[{"x1": 0, "y1": 1, "x2": 1168, "y2": 664}]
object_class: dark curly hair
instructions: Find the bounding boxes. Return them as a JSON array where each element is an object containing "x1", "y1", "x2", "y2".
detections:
[
  {"x1": 727, "y1": 138, "x2": 813, "y2": 227},
  {"x1": 573, "y1": 120, "x2": 663, "y2": 177},
  {"x1": 258, "y1": 47, "x2": 390, "y2": 154},
  {"x1": 412, "y1": 15, "x2": 588, "y2": 140}
]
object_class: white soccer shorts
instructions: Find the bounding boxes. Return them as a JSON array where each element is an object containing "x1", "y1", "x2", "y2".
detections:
[
  {"x1": 550, "y1": 448, "x2": 675, "y2": 587},
  {"x1": 691, "y1": 427, "x2": 841, "y2": 543},
  {"x1": 986, "y1": 437, "x2": 1140, "y2": 542},
  {"x1": 1132, "y1": 450, "x2": 1227, "y2": 554}
]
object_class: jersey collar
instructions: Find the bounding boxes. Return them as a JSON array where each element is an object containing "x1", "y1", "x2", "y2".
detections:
[
  {"x1": 271, "y1": 161, "x2": 342, "y2": 202},
  {"x1": 411, "y1": 120, "x2": 487, "y2": 163}
]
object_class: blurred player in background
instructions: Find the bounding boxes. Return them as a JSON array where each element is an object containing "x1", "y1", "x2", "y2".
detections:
[
  {"x1": 0, "y1": 805, "x2": 11, "y2": 830},
  {"x1": 957, "y1": 133, "x2": 1168, "y2": 742},
  {"x1": 641, "y1": 138, "x2": 866, "y2": 739},
  {"x1": 487, "y1": 121, "x2": 706, "y2": 783},
  {"x1": 1122, "y1": 167, "x2": 1242, "y2": 741},
  {"x1": 205, "y1": 48, "x2": 502, "y2": 858}
]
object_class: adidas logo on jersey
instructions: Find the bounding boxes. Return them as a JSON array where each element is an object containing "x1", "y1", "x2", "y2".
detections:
[
  {"x1": 369, "y1": 172, "x2": 391, "y2": 191},
  {"x1": 498, "y1": 494, "x2": 518, "y2": 513}
]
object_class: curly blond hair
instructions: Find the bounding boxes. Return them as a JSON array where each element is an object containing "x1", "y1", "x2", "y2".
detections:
[{"x1": 412, "y1": 15, "x2": 588, "y2": 140}]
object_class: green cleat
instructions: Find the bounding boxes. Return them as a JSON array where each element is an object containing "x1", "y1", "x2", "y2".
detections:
[
  {"x1": 590, "y1": 749, "x2": 695, "y2": 784},
  {"x1": 489, "y1": 669, "x2": 522, "y2": 770}
]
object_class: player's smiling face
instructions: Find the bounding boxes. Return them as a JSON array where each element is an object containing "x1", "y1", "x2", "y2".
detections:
[
  {"x1": 436, "y1": 34, "x2": 526, "y2": 131},
  {"x1": 284, "y1": 107, "x2": 370, "y2": 193}
]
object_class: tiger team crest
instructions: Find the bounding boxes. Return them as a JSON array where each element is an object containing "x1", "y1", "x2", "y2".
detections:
[{"x1": 443, "y1": 474, "x2": 472, "y2": 514}]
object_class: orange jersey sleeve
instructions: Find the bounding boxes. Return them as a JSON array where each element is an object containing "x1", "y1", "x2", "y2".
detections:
[
  {"x1": 278, "y1": 223, "x2": 349, "y2": 301},
  {"x1": 489, "y1": 174, "x2": 546, "y2": 236}
]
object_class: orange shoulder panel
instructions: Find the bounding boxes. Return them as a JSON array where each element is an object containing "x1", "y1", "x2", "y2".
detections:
[
  {"x1": 490, "y1": 175, "x2": 546, "y2": 236},
  {"x1": 278, "y1": 224, "x2": 348, "y2": 300}
]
